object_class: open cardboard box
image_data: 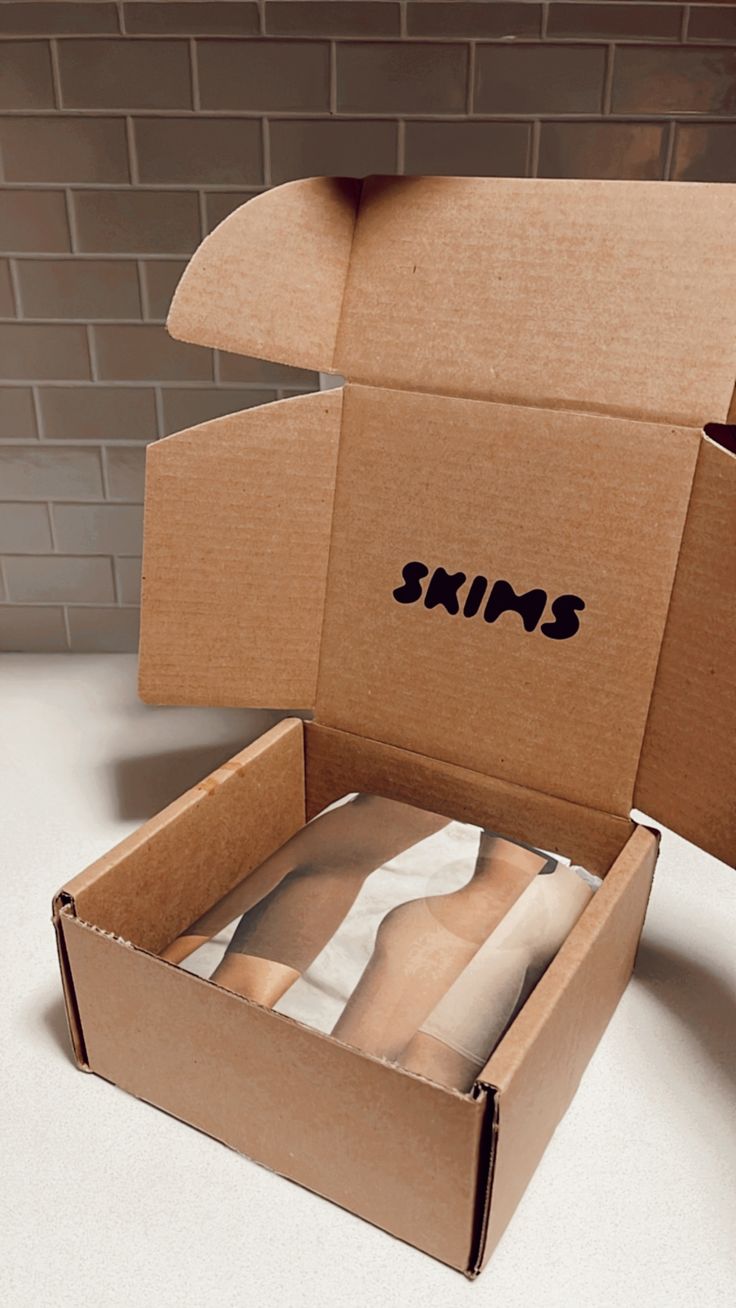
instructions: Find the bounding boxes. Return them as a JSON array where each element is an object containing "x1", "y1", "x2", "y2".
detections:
[{"x1": 54, "y1": 177, "x2": 735, "y2": 1276}]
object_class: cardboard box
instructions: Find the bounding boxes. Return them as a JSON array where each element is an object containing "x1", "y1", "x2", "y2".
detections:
[{"x1": 54, "y1": 176, "x2": 736, "y2": 1276}]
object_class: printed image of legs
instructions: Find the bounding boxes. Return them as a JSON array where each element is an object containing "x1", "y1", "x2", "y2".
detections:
[
  {"x1": 161, "y1": 792, "x2": 447, "y2": 966},
  {"x1": 400, "y1": 863, "x2": 601, "y2": 1090},
  {"x1": 209, "y1": 793, "x2": 450, "y2": 1005},
  {"x1": 330, "y1": 832, "x2": 549, "y2": 1062}
]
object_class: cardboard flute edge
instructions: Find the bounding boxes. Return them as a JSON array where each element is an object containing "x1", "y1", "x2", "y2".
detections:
[{"x1": 52, "y1": 893, "x2": 87, "y2": 1070}]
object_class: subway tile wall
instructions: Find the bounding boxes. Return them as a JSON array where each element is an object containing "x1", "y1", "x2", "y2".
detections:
[{"x1": 0, "y1": 1, "x2": 734, "y2": 652}]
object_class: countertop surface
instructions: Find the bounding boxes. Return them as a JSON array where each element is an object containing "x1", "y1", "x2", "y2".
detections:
[{"x1": 2, "y1": 654, "x2": 734, "y2": 1308}]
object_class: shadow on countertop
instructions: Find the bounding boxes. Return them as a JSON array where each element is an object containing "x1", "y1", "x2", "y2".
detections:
[
  {"x1": 633, "y1": 934, "x2": 736, "y2": 1098},
  {"x1": 108, "y1": 709, "x2": 305, "y2": 821}
]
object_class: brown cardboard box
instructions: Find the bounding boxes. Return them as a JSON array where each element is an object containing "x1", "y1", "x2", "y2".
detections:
[{"x1": 54, "y1": 176, "x2": 736, "y2": 1276}]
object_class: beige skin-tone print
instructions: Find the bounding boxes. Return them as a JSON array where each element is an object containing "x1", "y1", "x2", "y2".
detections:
[
  {"x1": 165, "y1": 793, "x2": 449, "y2": 1005},
  {"x1": 330, "y1": 833, "x2": 547, "y2": 1062},
  {"x1": 166, "y1": 795, "x2": 598, "y2": 1092}
]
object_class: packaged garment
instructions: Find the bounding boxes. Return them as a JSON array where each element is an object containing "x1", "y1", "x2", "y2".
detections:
[{"x1": 165, "y1": 793, "x2": 601, "y2": 1091}]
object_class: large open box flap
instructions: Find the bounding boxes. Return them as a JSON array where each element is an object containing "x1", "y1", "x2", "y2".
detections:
[
  {"x1": 170, "y1": 175, "x2": 736, "y2": 428},
  {"x1": 636, "y1": 437, "x2": 736, "y2": 867},
  {"x1": 315, "y1": 386, "x2": 700, "y2": 817},
  {"x1": 138, "y1": 390, "x2": 341, "y2": 707}
]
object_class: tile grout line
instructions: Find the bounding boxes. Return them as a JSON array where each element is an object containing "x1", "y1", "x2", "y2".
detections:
[
  {"x1": 85, "y1": 322, "x2": 98, "y2": 382},
  {"x1": 396, "y1": 119, "x2": 405, "y2": 174},
  {"x1": 0, "y1": 31, "x2": 703, "y2": 46},
  {"x1": 0, "y1": 598, "x2": 141, "y2": 609},
  {"x1": 329, "y1": 41, "x2": 337, "y2": 116},
  {"x1": 44, "y1": 501, "x2": 57, "y2": 552},
  {"x1": 61, "y1": 602, "x2": 72, "y2": 649},
  {"x1": 125, "y1": 114, "x2": 139, "y2": 184},
  {"x1": 3, "y1": 107, "x2": 728, "y2": 129},
  {"x1": 48, "y1": 37, "x2": 63, "y2": 109},
  {"x1": 197, "y1": 188, "x2": 208, "y2": 241},
  {"x1": 30, "y1": 384, "x2": 44, "y2": 438},
  {"x1": 663, "y1": 119, "x2": 677, "y2": 180},
  {"x1": 111, "y1": 553, "x2": 121, "y2": 605},
  {"x1": 602, "y1": 44, "x2": 615, "y2": 115},
  {"x1": 64, "y1": 184, "x2": 80, "y2": 255},
  {"x1": 137, "y1": 259, "x2": 149, "y2": 319},
  {"x1": 7, "y1": 258, "x2": 23, "y2": 318},
  {"x1": 529, "y1": 120, "x2": 541, "y2": 178},
  {"x1": 262, "y1": 117, "x2": 272, "y2": 188},
  {"x1": 189, "y1": 37, "x2": 200, "y2": 113},
  {"x1": 0, "y1": 378, "x2": 312, "y2": 390},
  {"x1": 680, "y1": 6, "x2": 690, "y2": 43},
  {"x1": 466, "y1": 41, "x2": 476, "y2": 117},
  {"x1": 99, "y1": 444, "x2": 111, "y2": 500}
]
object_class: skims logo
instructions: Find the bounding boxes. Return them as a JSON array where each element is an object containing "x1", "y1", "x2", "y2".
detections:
[{"x1": 393, "y1": 561, "x2": 585, "y2": 641}]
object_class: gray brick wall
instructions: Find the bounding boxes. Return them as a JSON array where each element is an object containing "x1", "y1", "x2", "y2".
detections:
[{"x1": 1, "y1": 1, "x2": 734, "y2": 652}]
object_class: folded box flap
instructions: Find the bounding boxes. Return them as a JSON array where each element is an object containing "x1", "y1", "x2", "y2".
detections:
[
  {"x1": 170, "y1": 176, "x2": 736, "y2": 428},
  {"x1": 168, "y1": 176, "x2": 361, "y2": 374},
  {"x1": 635, "y1": 435, "x2": 736, "y2": 867},
  {"x1": 138, "y1": 389, "x2": 342, "y2": 708}
]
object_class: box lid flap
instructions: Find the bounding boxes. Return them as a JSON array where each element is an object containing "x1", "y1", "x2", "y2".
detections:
[
  {"x1": 138, "y1": 389, "x2": 341, "y2": 708},
  {"x1": 169, "y1": 176, "x2": 736, "y2": 428},
  {"x1": 314, "y1": 385, "x2": 702, "y2": 819},
  {"x1": 635, "y1": 434, "x2": 735, "y2": 867}
]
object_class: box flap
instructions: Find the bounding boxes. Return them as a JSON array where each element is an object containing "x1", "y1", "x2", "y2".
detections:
[
  {"x1": 168, "y1": 176, "x2": 361, "y2": 374},
  {"x1": 138, "y1": 390, "x2": 341, "y2": 708},
  {"x1": 169, "y1": 176, "x2": 736, "y2": 427},
  {"x1": 315, "y1": 386, "x2": 699, "y2": 818},
  {"x1": 635, "y1": 436, "x2": 736, "y2": 867}
]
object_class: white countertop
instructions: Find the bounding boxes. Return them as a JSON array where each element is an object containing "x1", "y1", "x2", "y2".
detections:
[{"x1": 2, "y1": 654, "x2": 734, "y2": 1308}]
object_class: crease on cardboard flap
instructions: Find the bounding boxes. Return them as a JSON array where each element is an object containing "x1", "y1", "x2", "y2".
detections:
[{"x1": 168, "y1": 177, "x2": 361, "y2": 374}]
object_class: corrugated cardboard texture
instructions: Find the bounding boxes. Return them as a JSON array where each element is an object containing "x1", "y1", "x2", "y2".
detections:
[
  {"x1": 59, "y1": 910, "x2": 487, "y2": 1272},
  {"x1": 304, "y1": 722, "x2": 633, "y2": 877},
  {"x1": 170, "y1": 176, "x2": 736, "y2": 427},
  {"x1": 168, "y1": 176, "x2": 361, "y2": 373},
  {"x1": 637, "y1": 437, "x2": 736, "y2": 867},
  {"x1": 139, "y1": 390, "x2": 342, "y2": 707},
  {"x1": 335, "y1": 177, "x2": 736, "y2": 426},
  {"x1": 316, "y1": 386, "x2": 699, "y2": 815},
  {"x1": 478, "y1": 824, "x2": 658, "y2": 1267},
  {"x1": 62, "y1": 719, "x2": 305, "y2": 954}
]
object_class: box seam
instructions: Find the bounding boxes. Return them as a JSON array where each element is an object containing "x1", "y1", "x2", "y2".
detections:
[
  {"x1": 52, "y1": 895, "x2": 89, "y2": 1070},
  {"x1": 467, "y1": 1082, "x2": 500, "y2": 1277},
  {"x1": 307, "y1": 720, "x2": 632, "y2": 831}
]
